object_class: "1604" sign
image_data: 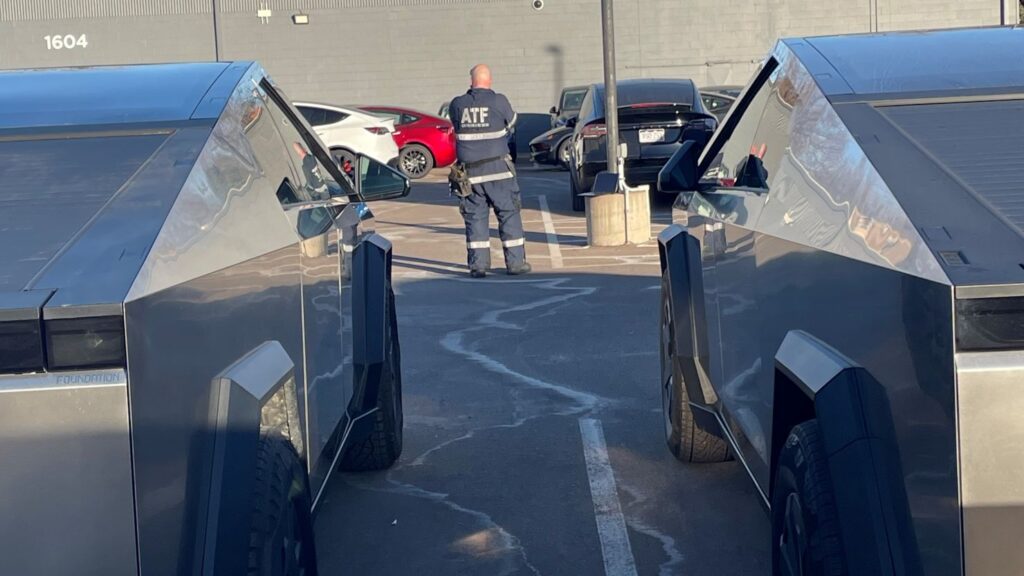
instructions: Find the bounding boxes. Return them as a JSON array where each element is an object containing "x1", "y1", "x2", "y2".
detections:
[{"x1": 44, "y1": 34, "x2": 89, "y2": 50}]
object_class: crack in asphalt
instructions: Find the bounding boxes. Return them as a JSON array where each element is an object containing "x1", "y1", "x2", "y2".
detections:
[
  {"x1": 353, "y1": 277, "x2": 609, "y2": 576},
  {"x1": 619, "y1": 483, "x2": 686, "y2": 576}
]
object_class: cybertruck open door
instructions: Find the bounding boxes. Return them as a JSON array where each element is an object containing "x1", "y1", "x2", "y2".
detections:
[
  {"x1": 658, "y1": 27, "x2": 1024, "y2": 576},
  {"x1": 0, "y1": 62, "x2": 408, "y2": 576}
]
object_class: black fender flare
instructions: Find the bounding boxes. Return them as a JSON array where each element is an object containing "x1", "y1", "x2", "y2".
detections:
[
  {"x1": 773, "y1": 331, "x2": 922, "y2": 576},
  {"x1": 349, "y1": 233, "x2": 394, "y2": 424},
  {"x1": 199, "y1": 341, "x2": 305, "y2": 576},
  {"x1": 658, "y1": 224, "x2": 720, "y2": 430}
]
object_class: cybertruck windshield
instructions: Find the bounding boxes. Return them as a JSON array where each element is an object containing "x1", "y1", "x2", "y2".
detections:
[{"x1": 0, "y1": 132, "x2": 171, "y2": 293}]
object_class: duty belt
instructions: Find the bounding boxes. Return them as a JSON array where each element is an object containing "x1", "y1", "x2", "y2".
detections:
[{"x1": 449, "y1": 155, "x2": 515, "y2": 197}]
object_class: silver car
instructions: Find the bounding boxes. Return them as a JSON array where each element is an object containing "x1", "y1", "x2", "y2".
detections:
[
  {"x1": 0, "y1": 62, "x2": 408, "y2": 575},
  {"x1": 658, "y1": 26, "x2": 1024, "y2": 576}
]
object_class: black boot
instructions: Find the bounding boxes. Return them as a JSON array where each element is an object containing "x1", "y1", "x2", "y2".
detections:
[
  {"x1": 507, "y1": 262, "x2": 532, "y2": 275},
  {"x1": 470, "y1": 269, "x2": 487, "y2": 278}
]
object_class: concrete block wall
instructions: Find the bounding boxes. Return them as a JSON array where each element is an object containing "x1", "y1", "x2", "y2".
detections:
[{"x1": 0, "y1": 0, "x2": 1006, "y2": 116}]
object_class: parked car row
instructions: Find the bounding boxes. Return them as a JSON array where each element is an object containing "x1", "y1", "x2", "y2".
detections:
[
  {"x1": 566, "y1": 78, "x2": 718, "y2": 211},
  {"x1": 530, "y1": 83, "x2": 737, "y2": 176},
  {"x1": 296, "y1": 102, "x2": 457, "y2": 181}
]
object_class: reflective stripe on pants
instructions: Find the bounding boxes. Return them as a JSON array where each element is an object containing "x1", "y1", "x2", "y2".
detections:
[{"x1": 459, "y1": 180, "x2": 526, "y2": 272}]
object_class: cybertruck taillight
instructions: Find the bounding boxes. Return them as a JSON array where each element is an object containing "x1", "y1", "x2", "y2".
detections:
[
  {"x1": 45, "y1": 315, "x2": 126, "y2": 371},
  {"x1": 956, "y1": 296, "x2": 1024, "y2": 351},
  {"x1": 0, "y1": 299, "x2": 126, "y2": 374},
  {"x1": 0, "y1": 319, "x2": 46, "y2": 373}
]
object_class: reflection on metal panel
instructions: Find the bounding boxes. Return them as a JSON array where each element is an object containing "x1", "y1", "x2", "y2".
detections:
[
  {"x1": 126, "y1": 245, "x2": 304, "y2": 575},
  {"x1": 0, "y1": 370, "x2": 136, "y2": 575},
  {"x1": 757, "y1": 43, "x2": 947, "y2": 284},
  {"x1": 128, "y1": 64, "x2": 299, "y2": 301},
  {"x1": 956, "y1": 350, "x2": 1024, "y2": 575}
]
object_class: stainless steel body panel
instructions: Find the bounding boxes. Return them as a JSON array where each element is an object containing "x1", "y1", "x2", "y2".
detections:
[
  {"x1": 753, "y1": 43, "x2": 946, "y2": 284},
  {"x1": 125, "y1": 246, "x2": 304, "y2": 575},
  {"x1": 700, "y1": 191, "x2": 769, "y2": 485},
  {"x1": 668, "y1": 34, "x2": 977, "y2": 573},
  {"x1": 956, "y1": 351, "x2": 1024, "y2": 575},
  {"x1": 127, "y1": 65, "x2": 310, "y2": 302},
  {"x1": 0, "y1": 370, "x2": 137, "y2": 576},
  {"x1": 0, "y1": 61, "x2": 392, "y2": 575},
  {"x1": 754, "y1": 236, "x2": 960, "y2": 574}
]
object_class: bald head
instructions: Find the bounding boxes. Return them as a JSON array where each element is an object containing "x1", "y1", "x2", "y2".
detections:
[{"x1": 470, "y1": 64, "x2": 492, "y2": 89}]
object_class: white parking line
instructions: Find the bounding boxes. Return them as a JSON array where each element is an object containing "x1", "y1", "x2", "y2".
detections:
[
  {"x1": 537, "y1": 195, "x2": 564, "y2": 268},
  {"x1": 579, "y1": 418, "x2": 638, "y2": 576}
]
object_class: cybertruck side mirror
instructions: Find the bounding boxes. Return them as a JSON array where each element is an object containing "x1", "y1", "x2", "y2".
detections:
[
  {"x1": 658, "y1": 140, "x2": 702, "y2": 193},
  {"x1": 355, "y1": 154, "x2": 410, "y2": 201}
]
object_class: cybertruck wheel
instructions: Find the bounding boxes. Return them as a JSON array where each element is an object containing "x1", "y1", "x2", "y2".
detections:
[
  {"x1": 399, "y1": 144, "x2": 434, "y2": 179},
  {"x1": 340, "y1": 286, "x2": 403, "y2": 471},
  {"x1": 248, "y1": 433, "x2": 318, "y2": 576},
  {"x1": 771, "y1": 420, "x2": 846, "y2": 576},
  {"x1": 661, "y1": 272, "x2": 730, "y2": 463},
  {"x1": 570, "y1": 173, "x2": 585, "y2": 212}
]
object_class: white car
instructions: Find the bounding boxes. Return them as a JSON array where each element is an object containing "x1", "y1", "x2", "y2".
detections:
[{"x1": 294, "y1": 102, "x2": 399, "y2": 170}]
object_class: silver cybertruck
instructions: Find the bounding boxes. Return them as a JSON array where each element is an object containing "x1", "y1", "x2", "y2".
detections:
[
  {"x1": 657, "y1": 27, "x2": 1024, "y2": 576},
  {"x1": 0, "y1": 62, "x2": 409, "y2": 575}
]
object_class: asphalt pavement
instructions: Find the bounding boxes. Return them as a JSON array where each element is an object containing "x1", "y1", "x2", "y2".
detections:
[{"x1": 315, "y1": 167, "x2": 770, "y2": 575}]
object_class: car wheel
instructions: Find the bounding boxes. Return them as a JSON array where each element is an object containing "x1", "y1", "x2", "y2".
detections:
[
  {"x1": 399, "y1": 144, "x2": 434, "y2": 179},
  {"x1": 248, "y1": 432, "x2": 317, "y2": 576},
  {"x1": 330, "y1": 148, "x2": 357, "y2": 178},
  {"x1": 661, "y1": 271, "x2": 730, "y2": 463},
  {"x1": 570, "y1": 171, "x2": 585, "y2": 213},
  {"x1": 771, "y1": 420, "x2": 846, "y2": 576},
  {"x1": 557, "y1": 139, "x2": 572, "y2": 169},
  {"x1": 339, "y1": 285, "x2": 403, "y2": 471}
]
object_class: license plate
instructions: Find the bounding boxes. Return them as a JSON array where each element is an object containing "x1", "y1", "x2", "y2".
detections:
[{"x1": 639, "y1": 128, "x2": 665, "y2": 144}]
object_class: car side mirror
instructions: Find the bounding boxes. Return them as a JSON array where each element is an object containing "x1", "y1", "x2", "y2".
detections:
[
  {"x1": 355, "y1": 154, "x2": 410, "y2": 201},
  {"x1": 550, "y1": 106, "x2": 558, "y2": 115},
  {"x1": 658, "y1": 140, "x2": 702, "y2": 193}
]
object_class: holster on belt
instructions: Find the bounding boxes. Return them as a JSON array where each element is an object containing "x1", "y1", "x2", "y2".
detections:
[
  {"x1": 449, "y1": 163, "x2": 473, "y2": 198},
  {"x1": 504, "y1": 155, "x2": 517, "y2": 178}
]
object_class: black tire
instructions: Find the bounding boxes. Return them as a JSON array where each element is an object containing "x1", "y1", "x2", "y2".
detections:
[
  {"x1": 661, "y1": 271, "x2": 730, "y2": 463},
  {"x1": 248, "y1": 433, "x2": 318, "y2": 576},
  {"x1": 339, "y1": 286, "x2": 403, "y2": 471},
  {"x1": 570, "y1": 172, "x2": 585, "y2": 213},
  {"x1": 398, "y1": 144, "x2": 434, "y2": 179},
  {"x1": 771, "y1": 420, "x2": 847, "y2": 576},
  {"x1": 556, "y1": 138, "x2": 572, "y2": 169}
]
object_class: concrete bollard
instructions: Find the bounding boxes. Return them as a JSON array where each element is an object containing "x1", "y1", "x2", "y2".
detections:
[{"x1": 586, "y1": 184, "x2": 651, "y2": 246}]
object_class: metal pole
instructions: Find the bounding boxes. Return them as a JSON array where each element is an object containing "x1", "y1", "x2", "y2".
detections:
[
  {"x1": 212, "y1": 0, "x2": 221, "y2": 62},
  {"x1": 601, "y1": 0, "x2": 619, "y2": 176}
]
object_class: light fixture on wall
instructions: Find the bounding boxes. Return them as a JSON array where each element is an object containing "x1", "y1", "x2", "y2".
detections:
[
  {"x1": 292, "y1": 13, "x2": 310, "y2": 25},
  {"x1": 257, "y1": 2, "x2": 272, "y2": 24}
]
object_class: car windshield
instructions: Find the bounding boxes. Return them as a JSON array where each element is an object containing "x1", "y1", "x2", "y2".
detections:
[{"x1": 561, "y1": 89, "x2": 588, "y2": 112}]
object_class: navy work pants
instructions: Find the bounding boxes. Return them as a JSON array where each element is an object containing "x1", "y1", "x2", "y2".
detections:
[{"x1": 459, "y1": 180, "x2": 526, "y2": 272}]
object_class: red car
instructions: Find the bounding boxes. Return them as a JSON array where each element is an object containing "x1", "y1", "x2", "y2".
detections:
[{"x1": 359, "y1": 106, "x2": 457, "y2": 179}]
